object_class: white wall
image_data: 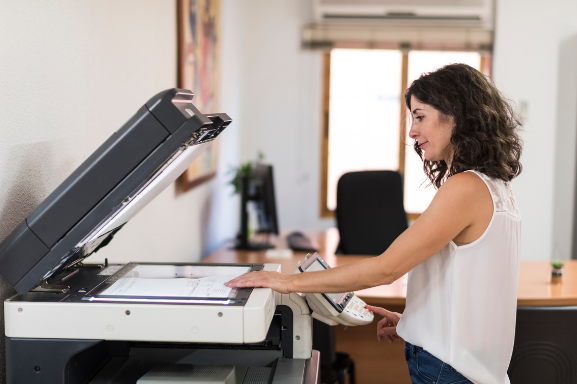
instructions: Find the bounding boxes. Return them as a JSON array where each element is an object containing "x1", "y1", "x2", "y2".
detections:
[
  {"x1": 93, "y1": 0, "x2": 244, "y2": 262},
  {"x1": 231, "y1": 0, "x2": 334, "y2": 232},
  {"x1": 493, "y1": 0, "x2": 577, "y2": 260},
  {"x1": 555, "y1": 33, "x2": 577, "y2": 260},
  {"x1": 554, "y1": 0, "x2": 577, "y2": 260},
  {"x1": 203, "y1": 0, "x2": 244, "y2": 255}
]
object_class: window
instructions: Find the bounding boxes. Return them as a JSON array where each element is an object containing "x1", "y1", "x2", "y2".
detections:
[
  {"x1": 326, "y1": 49, "x2": 403, "y2": 211},
  {"x1": 320, "y1": 49, "x2": 488, "y2": 219}
]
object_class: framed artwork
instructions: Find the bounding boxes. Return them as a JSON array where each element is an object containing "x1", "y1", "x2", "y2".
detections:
[{"x1": 177, "y1": 0, "x2": 221, "y2": 191}]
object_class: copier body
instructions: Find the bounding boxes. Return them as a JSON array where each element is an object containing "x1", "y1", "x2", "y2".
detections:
[
  {"x1": 4, "y1": 262, "x2": 317, "y2": 384},
  {"x1": 0, "y1": 89, "x2": 319, "y2": 384}
]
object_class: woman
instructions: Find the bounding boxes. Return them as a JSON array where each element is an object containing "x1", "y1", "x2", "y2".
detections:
[{"x1": 226, "y1": 63, "x2": 523, "y2": 384}]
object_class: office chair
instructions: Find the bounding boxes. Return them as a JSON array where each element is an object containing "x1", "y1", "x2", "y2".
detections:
[
  {"x1": 336, "y1": 171, "x2": 408, "y2": 255},
  {"x1": 313, "y1": 319, "x2": 355, "y2": 384},
  {"x1": 508, "y1": 306, "x2": 577, "y2": 383}
]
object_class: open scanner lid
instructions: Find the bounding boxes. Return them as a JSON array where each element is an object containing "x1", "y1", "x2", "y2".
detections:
[{"x1": 0, "y1": 89, "x2": 231, "y2": 294}]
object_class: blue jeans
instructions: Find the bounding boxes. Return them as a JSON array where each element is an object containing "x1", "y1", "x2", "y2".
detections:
[{"x1": 405, "y1": 342, "x2": 473, "y2": 384}]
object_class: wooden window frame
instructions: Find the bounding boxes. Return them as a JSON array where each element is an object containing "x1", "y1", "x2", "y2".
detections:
[{"x1": 319, "y1": 52, "x2": 332, "y2": 218}]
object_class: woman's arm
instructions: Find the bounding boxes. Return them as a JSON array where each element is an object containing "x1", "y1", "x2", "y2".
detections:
[{"x1": 225, "y1": 172, "x2": 493, "y2": 294}]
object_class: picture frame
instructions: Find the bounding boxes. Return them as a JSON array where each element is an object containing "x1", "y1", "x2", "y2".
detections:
[{"x1": 176, "y1": 0, "x2": 221, "y2": 191}]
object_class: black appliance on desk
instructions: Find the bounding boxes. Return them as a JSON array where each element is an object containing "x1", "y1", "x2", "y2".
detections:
[{"x1": 234, "y1": 163, "x2": 280, "y2": 250}]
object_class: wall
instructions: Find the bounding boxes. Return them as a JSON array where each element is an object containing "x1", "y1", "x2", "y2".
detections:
[
  {"x1": 493, "y1": 0, "x2": 577, "y2": 260},
  {"x1": 0, "y1": 1, "x2": 240, "y2": 381},
  {"x1": 204, "y1": 0, "x2": 243, "y2": 255},
  {"x1": 554, "y1": 0, "x2": 577, "y2": 260},
  {"x1": 231, "y1": 0, "x2": 334, "y2": 232}
]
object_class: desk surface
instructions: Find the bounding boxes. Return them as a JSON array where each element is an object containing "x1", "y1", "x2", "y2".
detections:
[{"x1": 205, "y1": 228, "x2": 577, "y2": 307}]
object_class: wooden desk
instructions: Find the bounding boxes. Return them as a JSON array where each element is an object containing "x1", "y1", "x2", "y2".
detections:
[
  {"x1": 205, "y1": 228, "x2": 577, "y2": 307},
  {"x1": 204, "y1": 229, "x2": 577, "y2": 384}
]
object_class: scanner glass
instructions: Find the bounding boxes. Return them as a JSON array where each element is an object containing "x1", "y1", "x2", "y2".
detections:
[{"x1": 86, "y1": 263, "x2": 253, "y2": 304}]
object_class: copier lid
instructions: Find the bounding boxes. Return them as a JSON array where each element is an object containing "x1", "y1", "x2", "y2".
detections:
[{"x1": 0, "y1": 89, "x2": 231, "y2": 294}]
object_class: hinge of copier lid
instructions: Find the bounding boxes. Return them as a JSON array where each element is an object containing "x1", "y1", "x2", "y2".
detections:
[{"x1": 31, "y1": 280, "x2": 70, "y2": 293}]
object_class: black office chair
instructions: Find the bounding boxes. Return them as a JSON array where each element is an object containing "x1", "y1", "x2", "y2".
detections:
[
  {"x1": 313, "y1": 320, "x2": 355, "y2": 384},
  {"x1": 336, "y1": 170, "x2": 408, "y2": 255},
  {"x1": 508, "y1": 306, "x2": 577, "y2": 383}
]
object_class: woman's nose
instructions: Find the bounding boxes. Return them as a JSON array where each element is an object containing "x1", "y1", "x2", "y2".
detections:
[{"x1": 409, "y1": 124, "x2": 419, "y2": 140}]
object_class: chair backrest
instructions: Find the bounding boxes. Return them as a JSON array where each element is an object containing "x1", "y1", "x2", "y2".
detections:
[
  {"x1": 508, "y1": 306, "x2": 577, "y2": 383},
  {"x1": 336, "y1": 170, "x2": 408, "y2": 255}
]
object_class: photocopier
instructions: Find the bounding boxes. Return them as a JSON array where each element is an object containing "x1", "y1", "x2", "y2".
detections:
[{"x1": 0, "y1": 89, "x2": 373, "y2": 384}]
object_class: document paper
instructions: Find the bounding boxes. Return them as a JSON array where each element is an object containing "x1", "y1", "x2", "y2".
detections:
[{"x1": 100, "y1": 267, "x2": 250, "y2": 299}]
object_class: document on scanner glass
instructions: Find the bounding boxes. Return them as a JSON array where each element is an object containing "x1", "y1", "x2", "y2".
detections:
[{"x1": 101, "y1": 271, "x2": 248, "y2": 298}]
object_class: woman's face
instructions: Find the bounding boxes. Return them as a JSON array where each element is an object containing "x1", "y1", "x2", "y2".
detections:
[{"x1": 408, "y1": 95, "x2": 454, "y2": 163}]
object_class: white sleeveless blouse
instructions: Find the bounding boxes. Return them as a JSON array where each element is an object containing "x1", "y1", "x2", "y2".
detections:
[{"x1": 396, "y1": 170, "x2": 521, "y2": 384}]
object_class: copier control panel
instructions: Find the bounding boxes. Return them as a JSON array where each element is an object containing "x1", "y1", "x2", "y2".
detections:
[{"x1": 296, "y1": 253, "x2": 374, "y2": 327}]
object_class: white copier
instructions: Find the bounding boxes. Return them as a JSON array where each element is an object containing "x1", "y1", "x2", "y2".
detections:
[{"x1": 0, "y1": 89, "x2": 373, "y2": 384}]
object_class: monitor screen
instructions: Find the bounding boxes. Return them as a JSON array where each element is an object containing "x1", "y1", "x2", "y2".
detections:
[
  {"x1": 234, "y1": 163, "x2": 279, "y2": 250},
  {"x1": 251, "y1": 164, "x2": 279, "y2": 235}
]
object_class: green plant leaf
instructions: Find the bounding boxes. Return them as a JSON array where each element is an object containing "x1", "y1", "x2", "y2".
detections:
[
  {"x1": 551, "y1": 260, "x2": 564, "y2": 270},
  {"x1": 228, "y1": 160, "x2": 254, "y2": 194}
]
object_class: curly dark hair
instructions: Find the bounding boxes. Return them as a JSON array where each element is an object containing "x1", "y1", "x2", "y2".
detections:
[{"x1": 405, "y1": 63, "x2": 523, "y2": 189}]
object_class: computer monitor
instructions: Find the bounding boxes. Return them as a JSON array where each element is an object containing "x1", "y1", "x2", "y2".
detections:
[{"x1": 234, "y1": 163, "x2": 279, "y2": 250}]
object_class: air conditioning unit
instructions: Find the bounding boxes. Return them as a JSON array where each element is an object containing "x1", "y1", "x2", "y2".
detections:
[{"x1": 313, "y1": 0, "x2": 494, "y2": 29}]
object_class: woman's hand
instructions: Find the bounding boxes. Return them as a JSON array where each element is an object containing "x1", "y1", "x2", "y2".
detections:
[
  {"x1": 366, "y1": 305, "x2": 402, "y2": 344},
  {"x1": 225, "y1": 271, "x2": 293, "y2": 294}
]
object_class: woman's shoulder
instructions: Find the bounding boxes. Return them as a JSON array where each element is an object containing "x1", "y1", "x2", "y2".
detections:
[
  {"x1": 441, "y1": 171, "x2": 490, "y2": 197},
  {"x1": 450, "y1": 171, "x2": 520, "y2": 218},
  {"x1": 434, "y1": 171, "x2": 494, "y2": 214},
  {"x1": 428, "y1": 171, "x2": 492, "y2": 217}
]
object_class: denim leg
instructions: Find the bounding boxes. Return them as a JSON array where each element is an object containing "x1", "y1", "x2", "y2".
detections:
[
  {"x1": 404, "y1": 342, "x2": 473, "y2": 384},
  {"x1": 405, "y1": 342, "x2": 441, "y2": 384},
  {"x1": 437, "y1": 363, "x2": 473, "y2": 384}
]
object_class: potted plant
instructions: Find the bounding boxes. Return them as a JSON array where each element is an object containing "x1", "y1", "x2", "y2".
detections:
[
  {"x1": 228, "y1": 161, "x2": 254, "y2": 194},
  {"x1": 228, "y1": 151, "x2": 265, "y2": 194},
  {"x1": 551, "y1": 260, "x2": 564, "y2": 284},
  {"x1": 228, "y1": 152, "x2": 268, "y2": 249}
]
